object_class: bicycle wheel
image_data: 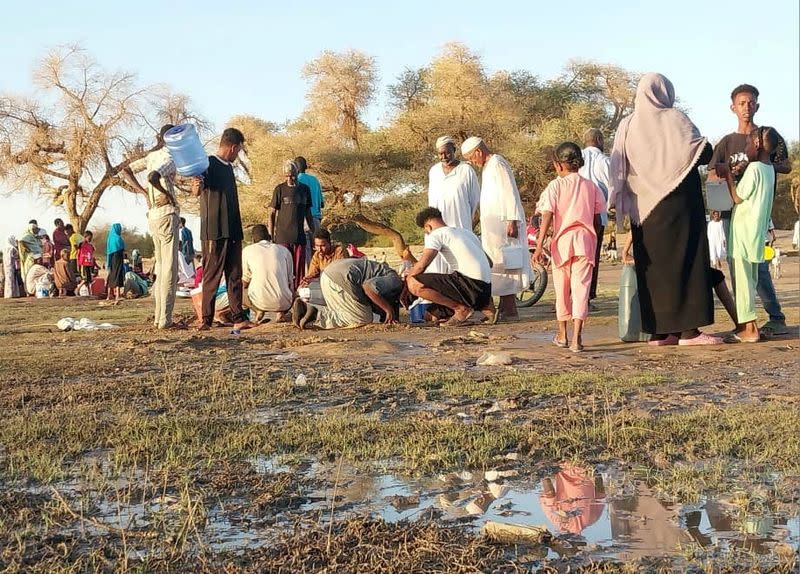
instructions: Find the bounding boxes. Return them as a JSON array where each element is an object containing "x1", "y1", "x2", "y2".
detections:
[{"x1": 516, "y1": 262, "x2": 548, "y2": 308}]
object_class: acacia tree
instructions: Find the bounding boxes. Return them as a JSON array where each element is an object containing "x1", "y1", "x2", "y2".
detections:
[
  {"x1": 0, "y1": 45, "x2": 202, "y2": 232},
  {"x1": 235, "y1": 45, "x2": 640, "y2": 259}
]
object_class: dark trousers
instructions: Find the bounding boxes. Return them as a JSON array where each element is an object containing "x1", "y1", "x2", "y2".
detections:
[
  {"x1": 281, "y1": 242, "x2": 306, "y2": 291},
  {"x1": 201, "y1": 239, "x2": 244, "y2": 326},
  {"x1": 589, "y1": 224, "x2": 604, "y2": 300}
]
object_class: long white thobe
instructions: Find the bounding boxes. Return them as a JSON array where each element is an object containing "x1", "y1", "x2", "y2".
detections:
[
  {"x1": 427, "y1": 162, "x2": 480, "y2": 273},
  {"x1": 479, "y1": 154, "x2": 531, "y2": 296}
]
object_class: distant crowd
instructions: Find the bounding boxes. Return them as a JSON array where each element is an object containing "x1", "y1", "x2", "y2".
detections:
[{"x1": 2, "y1": 75, "x2": 796, "y2": 348}]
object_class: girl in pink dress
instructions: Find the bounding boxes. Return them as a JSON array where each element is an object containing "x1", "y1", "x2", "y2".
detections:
[{"x1": 534, "y1": 142, "x2": 606, "y2": 352}]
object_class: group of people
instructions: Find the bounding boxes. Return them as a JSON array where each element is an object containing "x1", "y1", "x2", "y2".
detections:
[
  {"x1": 1, "y1": 218, "x2": 154, "y2": 301},
  {"x1": 2, "y1": 75, "x2": 792, "y2": 348}
]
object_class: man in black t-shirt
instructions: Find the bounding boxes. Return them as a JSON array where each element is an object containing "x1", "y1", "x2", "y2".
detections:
[
  {"x1": 189, "y1": 128, "x2": 252, "y2": 331},
  {"x1": 707, "y1": 84, "x2": 791, "y2": 337},
  {"x1": 268, "y1": 160, "x2": 315, "y2": 290}
]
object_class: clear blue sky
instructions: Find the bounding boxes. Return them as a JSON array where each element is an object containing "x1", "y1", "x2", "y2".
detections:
[{"x1": 3, "y1": 0, "x2": 799, "y2": 241}]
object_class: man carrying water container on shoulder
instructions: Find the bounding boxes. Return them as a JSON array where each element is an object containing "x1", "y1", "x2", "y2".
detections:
[
  {"x1": 188, "y1": 128, "x2": 254, "y2": 332},
  {"x1": 128, "y1": 124, "x2": 182, "y2": 330}
]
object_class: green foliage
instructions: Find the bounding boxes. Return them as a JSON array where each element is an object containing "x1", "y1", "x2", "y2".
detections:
[{"x1": 231, "y1": 44, "x2": 640, "y2": 246}]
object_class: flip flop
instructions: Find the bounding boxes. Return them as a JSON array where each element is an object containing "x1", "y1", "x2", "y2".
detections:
[
  {"x1": 723, "y1": 333, "x2": 760, "y2": 344},
  {"x1": 442, "y1": 316, "x2": 474, "y2": 327},
  {"x1": 570, "y1": 343, "x2": 584, "y2": 353},
  {"x1": 552, "y1": 335, "x2": 568, "y2": 348}
]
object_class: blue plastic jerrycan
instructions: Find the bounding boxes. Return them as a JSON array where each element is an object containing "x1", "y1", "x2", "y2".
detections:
[
  {"x1": 618, "y1": 264, "x2": 650, "y2": 342},
  {"x1": 163, "y1": 124, "x2": 209, "y2": 177}
]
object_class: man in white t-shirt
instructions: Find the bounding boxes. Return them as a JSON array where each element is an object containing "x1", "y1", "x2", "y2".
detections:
[
  {"x1": 405, "y1": 207, "x2": 496, "y2": 326},
  {"x1": 242, "y1": 224, "x2": 294, "y2": 323}
]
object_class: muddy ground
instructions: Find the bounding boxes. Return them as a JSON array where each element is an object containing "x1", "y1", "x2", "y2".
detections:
[{"x1": 0, "y1": 246, "x2": 798, "y2": 573}]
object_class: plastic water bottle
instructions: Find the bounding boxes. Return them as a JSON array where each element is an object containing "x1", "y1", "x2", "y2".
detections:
[{"x1": 163, "y1": 124, "x2": 209, "y2": 177}]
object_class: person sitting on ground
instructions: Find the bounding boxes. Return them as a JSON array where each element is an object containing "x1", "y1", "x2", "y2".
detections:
[
  {"x1": 130, "y1": 249, "x2": 144, "y2": 275},
  {"x1": 24, "y1": 255, "x2": 50, "y2": 296},
  {"x1": 300, "y1": 227, "x2": 347, "y2": 287},
  {"x1": 53, "y1": 248, "x2": 78, "y2": 296},
  {"x1": 242, "y1": 224, "x2": 294, "y2": 324},
  {"x1": 123, "y1": 270, "x2": 150, "y2": 299},
  {"x1": 292, "y1": 258, "x2": 403, "y2": 330},
  {"x1": 404, "y1": 207, "x2": 496, "y2": 326}
]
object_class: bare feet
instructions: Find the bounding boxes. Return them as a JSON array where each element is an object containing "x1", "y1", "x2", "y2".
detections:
[{"x1": 234, "y1": 320, "x2": 255, "y2": 331}]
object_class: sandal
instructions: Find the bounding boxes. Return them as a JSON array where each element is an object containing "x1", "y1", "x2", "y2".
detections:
[
  {"x1": 723, "y1": 333, "x2": 760, "y2": 344},
  {"x1": 552, "y1": 335, "x2": 568, "y2": 348},
  {"x1": 443, "y1": 315, "x2": 474, "y2": 327}
]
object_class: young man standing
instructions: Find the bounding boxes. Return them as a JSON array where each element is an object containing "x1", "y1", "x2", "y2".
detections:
[
  {"x1": 129, "y1": 124, "x2": 181, "y2": 330},
  {"x1": 405, "y1": 207, "x2": 495, "y2": 325},
  {"x1": 179, "y1": 217, "x2": 196, "y2": 267},
  {"x1": 295, "y1": 156, "x2": 324, "y2": 265},
  {"x1": 189, "y1": 128, "x2": 252, "y2": 332},
  {"x1": 268, "y1": 160, "x2": 315, "y2": 290},
  {"x1": 578, "y1": 128, "x2": 611, "y2": 302},
  {"x1": 707, "y1": 84, "x2": 792, "y2": 337}
]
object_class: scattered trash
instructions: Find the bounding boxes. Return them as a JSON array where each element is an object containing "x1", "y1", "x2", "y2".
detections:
[
  {"x1": 294, "y1": 374, "x2": 308, "y2": 387},
  {"x1": 274, "y1": 352, "x2": 300, "y2": 361},
  {"x1": 386, "y1": 494, "x2": 420, "y2": 511},
  {"x1": 56, "y1": 318, "x2": 119, "y2": 332},
  {"x1": 466, "y1": 493, "x2": 495, "y2": 515},
  {"x1": 468, "y1": 330, "x2": 489, "y2": 339},
  {"x1": 487, "y1": 483, "x2": 510, "y2": 499},
  {"x1": 504, "y1": 453, "x2": 520, "y2": 461},
  {"x1": 482, "y1": 521, "x2": 552, "y2": 545},
  {"x1": 485, "y1": 399, "x2": 519, "y2": 414},
  {"x1": 476, "y1": 352, "x2": 513, "y2": 366},
  {"x1": 230, "y1": 329, "x2": 241, "y2": 336},
  {"x1": 484, "y1": 469, "x2": 519, "y2": 482}
]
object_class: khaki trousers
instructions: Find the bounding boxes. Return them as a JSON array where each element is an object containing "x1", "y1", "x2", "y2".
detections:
[{"x1": 149, "y1": 212, "x2": 179, "y2": 328}]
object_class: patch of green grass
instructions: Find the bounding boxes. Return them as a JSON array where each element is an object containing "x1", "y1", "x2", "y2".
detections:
[{"x1": 374, "y1": 370, "x2": 668, "y2": 401}]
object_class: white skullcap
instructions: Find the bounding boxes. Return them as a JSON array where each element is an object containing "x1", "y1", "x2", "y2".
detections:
[
  {"x1": 435, "y1": 136, "x2": 455, "y2": 150},
  {"x1": 460, "y1": 136, "x2": 483, "y2": 156},
  {"x1": 282, "y1": 160, "x2": 298, "y2": 175}
]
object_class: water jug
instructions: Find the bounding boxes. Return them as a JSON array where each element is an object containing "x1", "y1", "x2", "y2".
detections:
[
  {"x1": 163, "y1": 124, "x2": 209, "y2": 177},
  {"x1": 618, "y1": 264, "x2": 649, "y2": 342}
]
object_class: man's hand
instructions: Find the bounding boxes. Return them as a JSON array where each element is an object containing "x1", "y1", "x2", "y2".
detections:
[
  {"x1": 533, "y1": 246, "x2": 544, "y2": 265},
  {"x1": 506, "y1": 220, "x2": 518, "y2": 239},
  {"x1": 188, "y1": 176, "x2": 204, "y2": 196}
]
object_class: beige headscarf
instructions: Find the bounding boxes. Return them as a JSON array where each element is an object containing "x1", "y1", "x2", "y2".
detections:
[{"x1": 609, "y1": 73, "x2": 708, "y2": 228}]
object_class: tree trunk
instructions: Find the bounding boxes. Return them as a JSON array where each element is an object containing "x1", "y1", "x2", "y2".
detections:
[{"x1": 349, "y1": 213, "x2": 417, "y2": 264}]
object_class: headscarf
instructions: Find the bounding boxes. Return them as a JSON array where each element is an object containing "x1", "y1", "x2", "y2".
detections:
[
  {"x1": 7, "y1": 235, "x2": 16, "y2": 250},
  {"x1": 107, "y1": 223, "x2": 125, "y2": 254},
  {"x1": 608, "y1": 73, "x2": 708, "y2": 228},
  {"x1": 106, "y1": 223, "x2": 125, "y2": 269},
  {"x1": 18, "y1": 225, "x2": 42, "y2": 258}
]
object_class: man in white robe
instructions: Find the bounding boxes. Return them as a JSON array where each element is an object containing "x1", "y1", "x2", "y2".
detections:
[
  {"x1": 427, "y1": 136, "x2": 480, "y2": 274},
  {"x1": 461, "y1": 137, "x2": 531, "y2": 321}
]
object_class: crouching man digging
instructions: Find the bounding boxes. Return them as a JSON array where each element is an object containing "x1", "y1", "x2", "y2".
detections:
[
  {"x1": 292, "y1": 258, "x2": 403, "y2": 330},
  {"x1": 405, "y1": 207, "x2": 496, "y2": 326}
]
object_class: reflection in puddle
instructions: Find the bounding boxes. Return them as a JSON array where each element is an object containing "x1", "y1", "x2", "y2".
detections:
[{"x1": 277, "y1": 459, "x2": 800, "y2": 561}]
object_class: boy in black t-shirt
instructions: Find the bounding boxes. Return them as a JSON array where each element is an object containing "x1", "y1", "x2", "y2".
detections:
[
  {"x1": 268, "y1": 160, "x2": 315, "y2": 290},
  {"x1": 189, "y1": 128, "x2": 252, "y2": 332}
]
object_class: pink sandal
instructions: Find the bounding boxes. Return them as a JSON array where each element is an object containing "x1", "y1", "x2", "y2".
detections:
[
  {"x1": 678, "y1": 332, "x2": 723, "y2": 346},
  {"x1": 648, "y1": 334, "x2": 679, "y2": 346}
]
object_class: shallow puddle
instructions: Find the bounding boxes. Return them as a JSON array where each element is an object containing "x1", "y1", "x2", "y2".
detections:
[{"x1": 262, "y1": 457, "x2": 800, "y2": 561}]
